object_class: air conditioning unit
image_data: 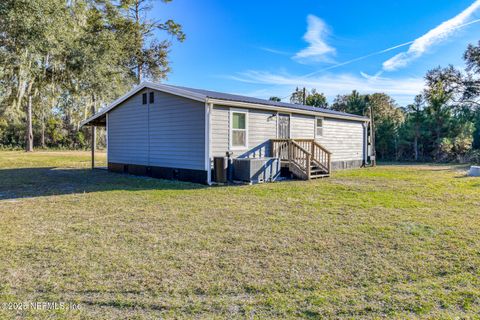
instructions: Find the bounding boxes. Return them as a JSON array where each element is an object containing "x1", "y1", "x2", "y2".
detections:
[{"x1": 233, "y1": 157, "x2": 280, "y2": 183}]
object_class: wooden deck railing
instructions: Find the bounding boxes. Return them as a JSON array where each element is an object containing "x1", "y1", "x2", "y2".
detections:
[
  {"x1": 271, "y1": 139, "x2": 289, "y2": 161},
  {"x1": 271, "y1": 139, "x2": 332, "y2": 179},
  {"x1": 289, "y1": 140, "x2": 311, "y2": 179},
  {"x1": 312, "y1": 140, "x2": 332, "y2": 173}
]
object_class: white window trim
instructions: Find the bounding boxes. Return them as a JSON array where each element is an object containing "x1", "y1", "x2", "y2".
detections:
[
  {"x1": 315, "y1": 116, "x2": 324, "y2": 138},
  {"x1": 229, "y1": 108, "x2": 249, "y2": 150}
]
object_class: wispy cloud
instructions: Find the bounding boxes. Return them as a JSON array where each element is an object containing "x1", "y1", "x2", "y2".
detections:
[
  {"x1": 302, "y1": 18, "x2": 480, "y2": 77},
  {"x1": 293, "y1": 15, "x2": 336, "y2": 63},
  {"x1": 360, "y1": 71, "x2": 385, "y2": 80},
  {"x1": 260, "y1": 47, "x2": 291, "y2": 56},
  {"x1": 228, "y1": 70, "x2": 424, "y2": 104},
  {"x1": 383, "y1": 0, "x2": 480, "y2": 71}
]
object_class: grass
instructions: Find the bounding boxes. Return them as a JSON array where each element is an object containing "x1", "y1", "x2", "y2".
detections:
[{"x1": 0, "y1": 151, "x2": 479, "y2": 319}]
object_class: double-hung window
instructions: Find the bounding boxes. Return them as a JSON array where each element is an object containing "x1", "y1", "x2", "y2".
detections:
[
  {"x1": 315, "y1": 117, "x2": 324, "y2": 137},
  {"x1": 230, "y1": 110, "x2": 248, "y2": 149}
]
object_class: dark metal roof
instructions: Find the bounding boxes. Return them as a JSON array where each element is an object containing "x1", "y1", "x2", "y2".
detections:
[
  {"x1": 167, "y1": 84, "x2": 369, "y2": 120},
  {"x1": 81, "y1": 82, "x2": 370, "y2": 127}
]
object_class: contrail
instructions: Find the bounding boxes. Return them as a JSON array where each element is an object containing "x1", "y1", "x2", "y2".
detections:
[
  {"x1": 231, "y1": 16, "x2": 480, "y2": 101},
  {"x1": 301, "y1": 18, "x2": 480, "y2": 79}
]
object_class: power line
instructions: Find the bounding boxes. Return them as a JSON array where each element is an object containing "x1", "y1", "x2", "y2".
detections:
[
  {"x1": 300, "y1": 18, "x2": 480, "y2": 79},
  {"x1": 270, "y1": 18, "x2": 480, "y2": 101}
]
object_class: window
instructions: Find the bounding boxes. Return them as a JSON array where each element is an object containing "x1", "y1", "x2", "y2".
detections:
[
  {"x1": 149, "y1": 92, "x2": 154, "y2": 103},
  {"x1": 142, "y1": 93, "x2": 147, "y2": 105},
  {"x1": 230, "y1": 110, "x2": 248, "y2": 149},
  {"x1": 315, "y1": 117, "x2": 323, "y2": 137}
]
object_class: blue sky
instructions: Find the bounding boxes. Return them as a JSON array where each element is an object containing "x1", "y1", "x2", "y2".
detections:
[{"x1": 152, "y1": 0, "x2": 480, "y2": 106}]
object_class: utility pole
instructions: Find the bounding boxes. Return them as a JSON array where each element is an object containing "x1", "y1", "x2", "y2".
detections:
[
  {"x1": 369, "y1": 104, "x2": 376, "y2": 167},
  {"x1": 302, "y1": 87, "x2": 306, "y2": 105}
]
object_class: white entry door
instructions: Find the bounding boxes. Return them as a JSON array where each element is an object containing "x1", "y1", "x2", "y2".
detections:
[{"x1": 278, "y1": 114, "x2": 290, "y2": 139}]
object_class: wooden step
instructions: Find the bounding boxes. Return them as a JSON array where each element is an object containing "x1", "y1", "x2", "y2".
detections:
[
  {"x1": 311, "y1": 167, "x2": 328, "y2": 173},
  {"x1": 310, "y1": 173, "x2": 330, "y2": 179},
  {"x1": 311, "y1": 164, "x2": 329, "y2": 172},
  {"x1": 271, "y1": 138, "x2": 332, "y2": 180}
]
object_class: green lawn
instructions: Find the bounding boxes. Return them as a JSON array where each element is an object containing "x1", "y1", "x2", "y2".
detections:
[{"x1": 0, "y1": 151, "x2": 479, "y2": 319}]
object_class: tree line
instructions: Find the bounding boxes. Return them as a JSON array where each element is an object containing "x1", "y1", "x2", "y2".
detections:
[
  {"x1": 273, "y1": 43, "x2": 480, "y2": 163},
  {"x1": 0, "y1": 0, "x2": 184, "y2": 150}
]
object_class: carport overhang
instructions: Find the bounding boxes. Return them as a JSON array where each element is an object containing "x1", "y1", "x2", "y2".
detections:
[
  {"x1": 82, "y1": 114, "x2": 106, "y2": 170},
  {"x1": 84, "y1": 115, "x2": 106, "y2": 127}
]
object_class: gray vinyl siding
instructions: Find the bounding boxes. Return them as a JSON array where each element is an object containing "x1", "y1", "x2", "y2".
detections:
[
  {"x1": 247, "y1": 109, "x2": 277, "y2": 157},
  {"x1": 316, "y1": 118, "x2": 364, "y2": 162},
  {"x1": 287, "y1": 114, "x2": 365, "y2": 162},
  {"x1": 211, "y1": 106, "x2": 229, "y2": 157},
  {"x1": 148, "y1": 90, "x2": 205, "y2": 170},
  {"x1": 107, "y1": 89, "x2": 205, "y2": 170},
  {"x1": 108, "y1": 89, "x2": 149, "y2": 165},
  {"x1": 291, "y1": 114, "x2": 315, "y2": 139},
  {"x1": 211, "y1": 106, "x2": 276, "y2": 158},
  {"x1": 211, "y1": 105, "x2": 365, "y2": 162}
]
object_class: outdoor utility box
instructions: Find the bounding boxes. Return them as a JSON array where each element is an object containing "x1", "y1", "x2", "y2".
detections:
[
  {"x1": 213, "y1": 157, "x2": 228, "y2": 183},
  {"x1": 469, "y1": 166, "x2": 480, "y2": 177},
  {"x1": 233, "y1": 157, "x2": 280, "y2": 183}
]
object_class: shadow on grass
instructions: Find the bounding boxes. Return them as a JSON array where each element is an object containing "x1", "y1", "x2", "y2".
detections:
[
  {"x1": 80, "y1": 298, "x2": 169, "y2": 312},
  {"x1": 0, "y1": 167, "x2": 206, "y2": 200},
  {"x1": 379, "y1": 162, "x2": 472, "y2": 172}
]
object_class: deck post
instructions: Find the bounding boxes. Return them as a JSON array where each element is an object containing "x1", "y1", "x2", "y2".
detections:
[
  {"x1": 306, "y1": 154, "x2": 311, "y2": 180},
  {"x1": 288, "y1": 140, "x2": 292, "y2": 167},
  {"x1": 328, "y1": 153, "x2": 331, "y2": 173},
  {"x1": 91, "y1": 125, "x2": 96, "y2": 170}
]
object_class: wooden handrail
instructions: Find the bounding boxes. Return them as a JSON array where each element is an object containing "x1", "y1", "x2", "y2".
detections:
[
  {"x1": 271, "y1": 139, "x2": 290, "y2": 160},
  {"x1": 290, "y1": 140, "x2": 310, "y2": 155},
  {"x1": 312, "y1": 140, "x2": 332, "y2": 155},
  {"x1": 270, "y1": 138, "x2": 331, "y2": 179},
  {"x1": 311, "y1": 140, "x2": 331, "y2": 173},
  {"x1": 289, "y1": 140, "x2": 310, "y2": 180}
]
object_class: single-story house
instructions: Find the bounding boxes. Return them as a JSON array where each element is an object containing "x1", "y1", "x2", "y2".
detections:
[{"x1": 81, "y1": 82, "x2": 371, "y2": 184}]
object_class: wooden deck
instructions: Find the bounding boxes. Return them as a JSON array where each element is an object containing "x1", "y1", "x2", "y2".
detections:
[{"x1": 270, "y1": 139, "x2": 332, "y2": 180}]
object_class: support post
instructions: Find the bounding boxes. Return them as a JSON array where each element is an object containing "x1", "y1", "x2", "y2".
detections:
[
  {"x1": 288, "y1": 140, "x2": 292, "y2": 167},
  {"x1": 91, "y1": 94, "x2": 97, "y2": 170},
  {"x1": 328, "y1": 153, "x2": 331, "y2": 174},
  {"x1": 26, "y1": 95, "x2": 33, "y2": 152},
  {"x1": 306, "y1": 154, "x2": 311, "y2": 180},
  {"x1": 91, "y1": 125, "x2": 96, "y2": 170}
]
